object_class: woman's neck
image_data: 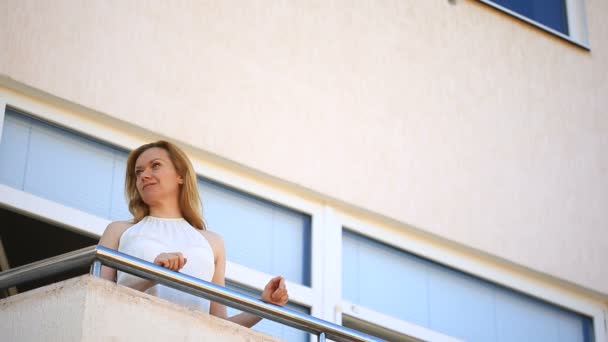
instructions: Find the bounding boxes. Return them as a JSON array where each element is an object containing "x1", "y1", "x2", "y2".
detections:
[{"x1": 148, "y1": 200, "x2": 182, "y2": 218}]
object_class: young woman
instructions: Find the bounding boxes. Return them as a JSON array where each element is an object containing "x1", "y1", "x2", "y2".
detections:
[{"x1": 98, "y1": 140, "x2": 289, "y2": 328}]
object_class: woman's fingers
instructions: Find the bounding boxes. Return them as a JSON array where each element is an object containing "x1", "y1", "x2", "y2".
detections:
[
  {"x1": 174, "y1": 252, "x2": 184, "y2": 270},
  {"x1": 265, "y1": 276, "x2": 280, "y2": 290},
  {"x1": 272, "y1": 287, "x2": 288, "y2": 301},
  {"x1": 272, "y1": 292, "x2": 288, "y2": 305},
  {"x1": 173, "y1": 252, "x2": 184, "y2": 270},
  {"x1": 154, "y1": 252, "x2": 187, "y2": 271},
  {"x1": 154, "y1": 255, "x2": 168, "y2": 267},
  {"x1": 264, "y1": 276, "x2": 288, "y2": 305}
]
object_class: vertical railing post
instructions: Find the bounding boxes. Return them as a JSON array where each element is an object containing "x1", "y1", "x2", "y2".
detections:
[
  {"x1": 90, "y1": 260, "x2": 101, "y2": 277},
  {"x1": 319, "y1": 332, "x2": 326, "y2": 342}
]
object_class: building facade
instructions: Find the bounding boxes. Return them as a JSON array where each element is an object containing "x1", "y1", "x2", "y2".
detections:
[{"x1": 1, "y1": 1, "x2": 607, "y2": 341}]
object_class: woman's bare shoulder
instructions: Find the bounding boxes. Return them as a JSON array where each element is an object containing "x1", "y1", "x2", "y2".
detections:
[
  {"x1": 198, "y1": 229, "x2": 225, "y2": 255},
  {"x1": 106, "y1": 220, "x2": 135, "y2": 234},
  {"x1": 99, "y1": 220, "x2": 135, "y2": 248}
]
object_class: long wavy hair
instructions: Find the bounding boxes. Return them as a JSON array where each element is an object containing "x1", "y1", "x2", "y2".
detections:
[{"x1": 125, "y1": 140, "x2": 206, "y2": 230}]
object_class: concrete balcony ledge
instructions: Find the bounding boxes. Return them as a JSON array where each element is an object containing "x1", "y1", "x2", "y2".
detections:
[{"x1": 0, "y1": 275, "x2": 283, "y2": 342}]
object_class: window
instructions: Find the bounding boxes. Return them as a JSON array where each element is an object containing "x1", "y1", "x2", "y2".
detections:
[
  {"x1": 200, "y1": 178, "x2": 312, "y2": 286},
  {"x1": 0, "y1": 108, "x2": 130, "y2": 220},
  {"x1": 490, "y1": 0, "x2": 569, "y2": 34},
  {"x1": 0, "y1": 107, "x2": 315, "y2": 341},
  {"x1": 479, "y1": 0, "x2": 589, "y2": 48},
  {"x1": 342, "y1": 230, "x2": 594, "y2": 342},
  {"x1": 0, "y1": 107, "x2": 312, "y2": 287}
]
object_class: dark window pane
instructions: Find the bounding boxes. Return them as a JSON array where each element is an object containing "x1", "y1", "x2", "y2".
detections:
[{"x1": 491, "y1": 0, "x2": 569, "y2": 35}]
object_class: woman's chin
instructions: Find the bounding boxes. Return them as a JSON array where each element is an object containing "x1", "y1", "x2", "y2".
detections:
[{"x1": 141, "y1": 193, "x2": 163, "y2": 205}]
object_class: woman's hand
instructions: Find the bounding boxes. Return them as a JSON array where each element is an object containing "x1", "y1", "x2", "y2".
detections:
[
  {"x1": 261, "y1": 276, "x2": 289, "y2": 306},
  {"x1": 153, "y1": 252, "x2": 187, "y2": 272}
]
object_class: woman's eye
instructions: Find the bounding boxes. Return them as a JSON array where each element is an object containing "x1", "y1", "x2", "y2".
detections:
[
  {"x1": 135, "y1": 170, "x2": 142, "y2": 176},
  {"x1": 152, "y1": 163, "x2": 161, "y2": 169}
]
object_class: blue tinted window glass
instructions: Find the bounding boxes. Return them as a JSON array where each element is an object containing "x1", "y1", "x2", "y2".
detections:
[
  {"x1": 342, "y1": 230, "x2": 593, "y2": 342},
  {"x1": 200, "y1": 178, "x2": 312, "y2": 286},
  {"x1": 0, "y1": 109, "x2": 130, "y2": 219},
  {"x1": 0, "y1": 111, "x2": 31, "y2": 189},
  {"x1": 490, "y1": 0, "x2": 569, "y2": 35}
]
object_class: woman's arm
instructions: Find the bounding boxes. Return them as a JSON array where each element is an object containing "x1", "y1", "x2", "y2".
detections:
[
  {"x1": 227, "y1": 275, "x2": 288, "y2": 327},
  {"x1": 98, "y1": 221, "x2": 132, "y2": 282},
  {"x1": 98, "y1": 221, "x2": 154, "y2": 291},
  {"x1": 205, "y1": 231, "x2": 288, "y2": 328}
]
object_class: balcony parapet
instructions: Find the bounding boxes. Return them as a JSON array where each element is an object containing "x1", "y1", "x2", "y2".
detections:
[
  {"x1": 0, "y1": 246, "x2": 383, "y2": 342},
  {"x1": 1, "y1": 275, "x2": 283, "y2": 341}
]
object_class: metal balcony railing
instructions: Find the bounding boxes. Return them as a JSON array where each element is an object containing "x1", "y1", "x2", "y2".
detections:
[{"x1": 0, "y1": 245, "x2": 383, "y2": 342}]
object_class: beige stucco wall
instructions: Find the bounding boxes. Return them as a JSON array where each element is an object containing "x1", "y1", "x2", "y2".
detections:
[
  {"x1": 0, "y1": 275, "x2": 282, "y2": 341},
  {"x1": 0, "y1": 1, "x2": 606, "y2": 295},
  {"x1": 0, "y1": 276, "x2": 87, "y2": 341}
]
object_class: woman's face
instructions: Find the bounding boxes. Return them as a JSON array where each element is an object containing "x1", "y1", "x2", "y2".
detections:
[{"x1": 134, "y1": 147, "x2": 183, "y2": 205}]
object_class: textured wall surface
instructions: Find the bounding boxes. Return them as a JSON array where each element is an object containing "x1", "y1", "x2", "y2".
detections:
[
  {"x1": 0, "y1": 275, "x2": 282, "y2": 341},
  {"x1": 0, "y1": 277, "x2": 86, "y2": 341},
  {"x1": 0, "y1": 0, "x2": 606, "y2": 294}
]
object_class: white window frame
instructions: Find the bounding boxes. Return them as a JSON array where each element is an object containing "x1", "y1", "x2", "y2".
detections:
[
  {"x1": 478, "y1": 0, "x2": 590, "y2": 49},
  {"x1": 0, "y1": 97, "x2": 5, "y2": 141}
]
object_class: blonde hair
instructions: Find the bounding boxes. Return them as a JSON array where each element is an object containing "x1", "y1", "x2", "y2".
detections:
[{"x1": 125, "y1": 140, "x2": 206, "y2": 230}]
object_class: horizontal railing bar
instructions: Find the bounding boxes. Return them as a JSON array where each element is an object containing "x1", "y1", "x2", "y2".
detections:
[
  {"x1": 95, "y1": 246, "x2": 380, "y2": 342},
  {"x1": 0, "y1": 245, "x2": 96, "y2": 289},
  {"x1": 0, "y1": 246, "x2": 383, "y2": 342}
]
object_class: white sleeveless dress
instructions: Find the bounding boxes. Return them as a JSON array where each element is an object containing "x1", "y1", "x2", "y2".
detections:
[{"x1": 116, "y1": 216, "x2": 215, "y2": 313}]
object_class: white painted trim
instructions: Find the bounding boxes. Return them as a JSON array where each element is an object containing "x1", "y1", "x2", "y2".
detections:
[
  {"x1": 341, "y1": 300, "x2": 463, "y2": 342},
  {"x1": 309, "y1": 204, "x2": 324, "y2": 296},
  {"x1": 592, "y1": 307, "x2": 607, "y2": 342},
  {"x1": 338, "y1": 211, "x2": 607, "y2": 336},
  {"x1": 0, "y1": 96, "x2": 6, "y2": 142},
  {"x1": 320, "y1": 206, "x2": 343, "y2": 324},
  {"x1": 477, "y1": 0, "x2": 590, "y2": 50},
  {"x1": 565, "y1": 0, "x2": 590, "y2": 47},
  {"x1": 0, "y1": 184, "x2": 108, "y2": 238},
  {"x1": 309, "y1": 209, "x2": 323, "y2": 319}
]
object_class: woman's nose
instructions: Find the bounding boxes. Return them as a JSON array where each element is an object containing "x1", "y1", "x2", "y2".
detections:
[{"x1": 141, "y1": 168, "x2": 152, "y2": 179}]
